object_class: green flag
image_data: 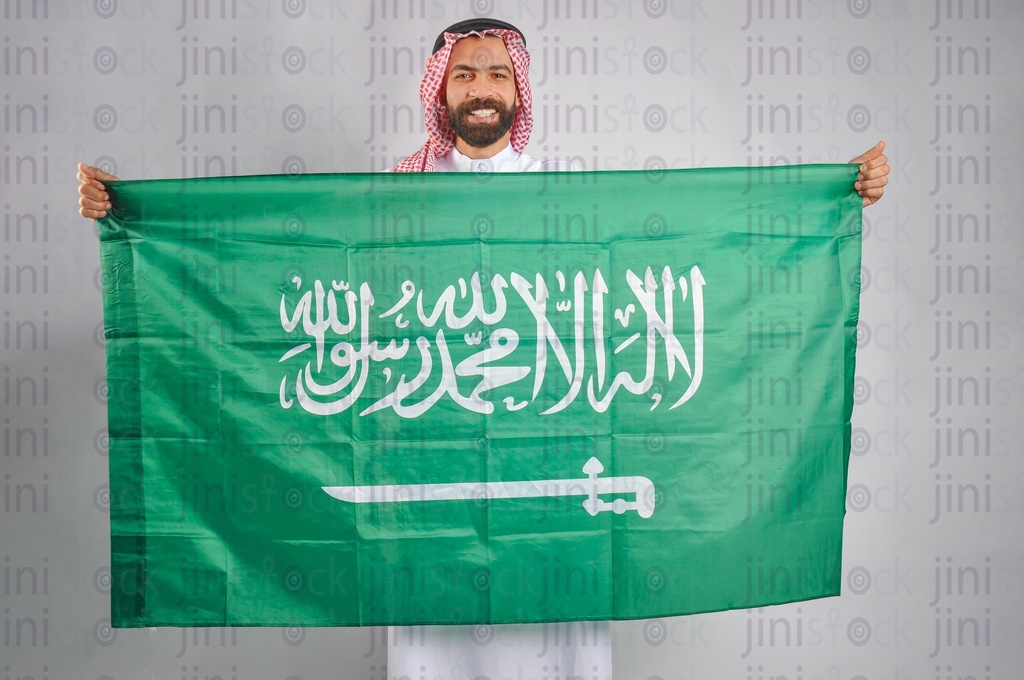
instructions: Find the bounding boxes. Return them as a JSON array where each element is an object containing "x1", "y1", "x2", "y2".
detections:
[{"x1": 98, "y1": 165, "x2": 862, "y2": 627}]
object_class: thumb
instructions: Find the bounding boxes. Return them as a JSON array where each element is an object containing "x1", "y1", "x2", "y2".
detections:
[{"x1": 79, "y1": 161, "x2": 120, "y2": 182}]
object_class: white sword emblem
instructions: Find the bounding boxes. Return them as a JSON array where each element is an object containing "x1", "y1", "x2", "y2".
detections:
[{"x1": 322, "y1": 457, "x2": 656, "y2": 519}]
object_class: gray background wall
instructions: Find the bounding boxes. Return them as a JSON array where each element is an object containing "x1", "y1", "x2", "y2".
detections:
[{"x1": 2, "y1": 0, "x2": 1022, "y2": 678}]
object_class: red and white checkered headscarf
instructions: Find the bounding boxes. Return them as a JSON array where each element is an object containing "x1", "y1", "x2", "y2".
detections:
[{"x1": 392, "y1": 28, "x2": 532, "y2": 173}]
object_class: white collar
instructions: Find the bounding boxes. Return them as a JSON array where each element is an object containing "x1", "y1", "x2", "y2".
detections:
[{"x1": 442, "y1": 144, "x2": 518, "y2": 172}]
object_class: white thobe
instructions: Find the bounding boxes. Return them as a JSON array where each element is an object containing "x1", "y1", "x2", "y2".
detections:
[{"x1": 386, "y1": 143, "x2": 612, "y2": 680}]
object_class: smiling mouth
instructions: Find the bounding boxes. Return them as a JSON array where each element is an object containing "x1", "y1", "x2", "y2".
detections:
[{"x1": 469, "y1": 109, "x2": 497, "y2": 118}]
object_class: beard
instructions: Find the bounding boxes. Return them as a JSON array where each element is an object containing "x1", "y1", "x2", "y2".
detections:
[{"x1": 446, "y1": 98, "x2": 517, "y2": 148}]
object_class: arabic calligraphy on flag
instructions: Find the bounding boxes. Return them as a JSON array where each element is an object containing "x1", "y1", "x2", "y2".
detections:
[{"x1": 278, "y1": 265, "x2": 705, "y2": 418}]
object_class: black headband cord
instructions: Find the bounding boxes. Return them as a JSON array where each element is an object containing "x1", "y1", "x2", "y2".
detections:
[{"x1": 431, "y1": 18, "x2": 527, "y2": 54}]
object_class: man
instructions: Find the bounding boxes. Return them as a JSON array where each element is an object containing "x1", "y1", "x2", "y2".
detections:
[
  {"x1": 77, "y1": 17, "x2": 890, "y2": 680},
  {"x1": 391, "y1": 18, "x2": 575, "y2": 173}
]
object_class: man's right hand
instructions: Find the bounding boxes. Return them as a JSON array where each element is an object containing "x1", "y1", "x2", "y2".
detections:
[{"x1": 77, "y1": 162, "x2": 120, "y2": 219}]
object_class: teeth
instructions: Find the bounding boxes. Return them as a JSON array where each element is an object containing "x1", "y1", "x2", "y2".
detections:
[{"x1": 471, "y1": 109, "x2": 496, "y2": 116}]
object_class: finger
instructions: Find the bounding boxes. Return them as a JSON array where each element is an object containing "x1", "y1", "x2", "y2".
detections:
[
  {"x1": 855, "y1": 175, "x2": 888, "y2": 191},
  {"x1": 849, "y1": 149, "x2": 873, "y2": 164},
  {"x1": 79, "y1": 185, "x2": 111, "y2": 211},
  {"x1": 79, "y1": 203, "x2": 109, "y2": 216},
  {"x1": 77, "y1": 169, "x2": 108, "y2": 193},
  {"x1": 79, "y1": 183, "x2": 110, "y2": 203},
  {"x1": 859, "y1": 154, "x2": 888, "y2": 173},
  {"x1": 77, "y1": 162, "x2": 100, "y2": 184},
  {"x1": 857, "y1": 162, "x2": 889, "y2": 184},
  {"x1": 79, "y1": 192, "x2": 111, "y2": 211},
  {"x1": 78, "y1": 199, "x2": 107, "y2": 220},
  {"x1": 849, "y1": 140, "x2": 884, "y2": 164},
  {"x1": 858, "y1": 184, "x2": 885, "y2": 201},
  {"x1": 78, "y1": 162, "x2": 120, "y2": 182}
]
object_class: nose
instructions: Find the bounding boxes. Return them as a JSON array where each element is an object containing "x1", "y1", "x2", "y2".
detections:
[{"x1": 468, "y1": 79, "x2": 495, "y2": 100}]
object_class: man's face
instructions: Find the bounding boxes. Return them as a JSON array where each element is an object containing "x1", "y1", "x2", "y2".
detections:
[{"x1": 443, "y1": 36, "x2": 519, "y2": 149}]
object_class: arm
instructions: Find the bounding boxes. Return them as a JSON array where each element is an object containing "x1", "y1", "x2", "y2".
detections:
[
  {"x1": 77, "y1": 162, "x2": 120, "y2": 219},
  {"x1": 849, "y1": 141, "x2": 889, "y2": 208}
]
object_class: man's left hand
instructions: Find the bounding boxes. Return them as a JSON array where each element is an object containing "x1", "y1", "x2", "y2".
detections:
[{"x1": 850, "y1": 141, "x2": 889, "y2": 208}]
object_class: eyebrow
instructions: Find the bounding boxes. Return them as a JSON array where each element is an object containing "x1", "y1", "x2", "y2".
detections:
[{"x1": 450, "y1": 63, "x2": 513, "y2": 75}]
